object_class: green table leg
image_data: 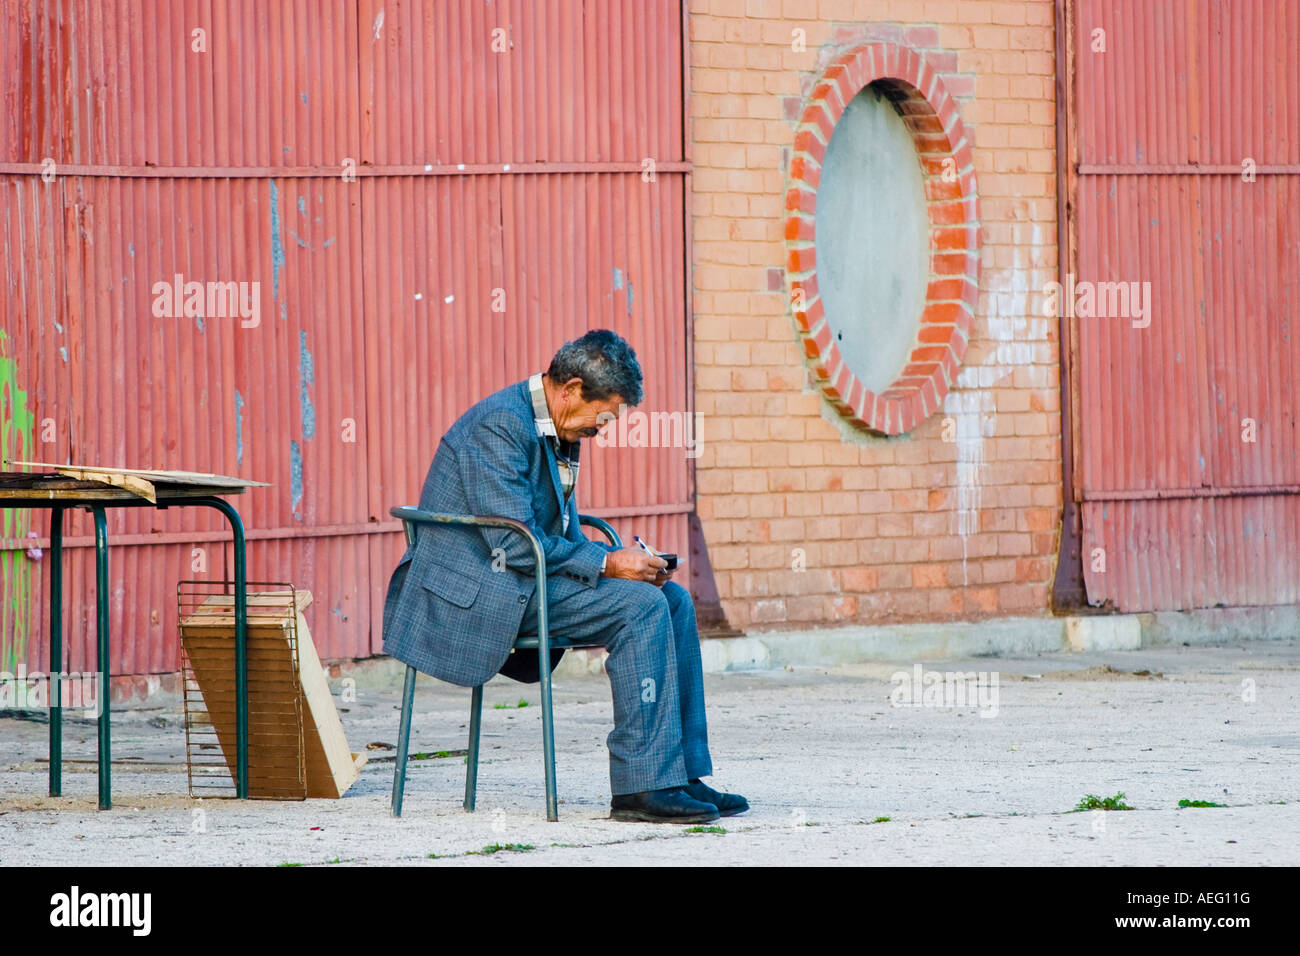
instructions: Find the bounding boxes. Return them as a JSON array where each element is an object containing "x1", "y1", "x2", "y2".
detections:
[
  {"x1": 197, "y1": 497, "x2": 249, "y2": 799},
  {"x1": 48, "y1": 506, "x2": 64, "y2": 798},
  {"x1": 92, "y1": 505, "x2": 110, "y2": 811}
]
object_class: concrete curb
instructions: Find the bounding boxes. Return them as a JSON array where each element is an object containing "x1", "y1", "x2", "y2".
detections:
[
  {"x1": 85, "y1": 605, "x2": 1300, "y2": 707},
  {"x1": 564, "y1": 605, "x2": 1300, "y2": 675}
]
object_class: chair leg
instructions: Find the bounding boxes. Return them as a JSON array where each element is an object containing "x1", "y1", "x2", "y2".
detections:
[
  {"x1": 539, "y1": 653, "x2": 559, "y2": 822},
  {"x1": 391, "y1": 665, "x2": 417, "y2": 817},
  {"x1": 464, "y1": 684, "x2": 483, "y2": 811}
]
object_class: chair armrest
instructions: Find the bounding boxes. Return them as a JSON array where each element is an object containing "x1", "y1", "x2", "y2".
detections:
[{"x1": 578, "y1": 514, "x2": 622, "y2": 549}]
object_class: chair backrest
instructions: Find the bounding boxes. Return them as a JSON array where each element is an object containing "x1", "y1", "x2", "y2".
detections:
[{"x1": 394, "y1": 505, "x2": 621, "y2": 551}]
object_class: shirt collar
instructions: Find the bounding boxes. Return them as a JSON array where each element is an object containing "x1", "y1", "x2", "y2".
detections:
[{"x1": 529, "y1": 372, "x2": 557, "y2": 438}]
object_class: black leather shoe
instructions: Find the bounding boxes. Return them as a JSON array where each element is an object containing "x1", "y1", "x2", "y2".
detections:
[
  {"x1": 610, "y1": 786, "x2": 721, "y2": 824},
  {"x1": 684, "y1": 778, "x2": 749, "y2": 816}
]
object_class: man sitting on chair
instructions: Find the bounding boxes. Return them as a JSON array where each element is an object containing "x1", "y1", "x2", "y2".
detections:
[{"x1": 381, "y1": 329, "x2": 747, "y2": 823}]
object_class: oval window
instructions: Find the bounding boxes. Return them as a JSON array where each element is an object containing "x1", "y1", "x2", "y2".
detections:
[{"x1": 786, "y1": 44, "x2": 980, "y2": 436}]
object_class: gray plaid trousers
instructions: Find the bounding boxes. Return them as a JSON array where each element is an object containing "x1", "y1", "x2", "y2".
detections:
[{"x1": 519, "y1": 577, "x2": 713, "y2": 795}]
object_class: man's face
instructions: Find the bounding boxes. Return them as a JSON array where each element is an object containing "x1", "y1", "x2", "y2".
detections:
[{"x1": 551, "y1": 378, "x2": 626, "y2": 443}]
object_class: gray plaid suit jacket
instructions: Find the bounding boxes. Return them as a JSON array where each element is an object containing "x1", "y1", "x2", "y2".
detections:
[{"x1": 381, "y1": 378, "x2": 611, "y2": 687}]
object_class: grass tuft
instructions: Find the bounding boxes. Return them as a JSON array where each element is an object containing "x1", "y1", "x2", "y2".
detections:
[
  {"x1": 467, "y1": 843, "x2": 535, "y2": 855},
  {"x1": 1071, "y1": 792, "x2": 1134, "y2": 812}
]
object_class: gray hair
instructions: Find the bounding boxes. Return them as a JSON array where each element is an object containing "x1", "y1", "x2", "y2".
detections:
[{"x1": 547, "y1": 329, "x2": 643, "y2": 407}]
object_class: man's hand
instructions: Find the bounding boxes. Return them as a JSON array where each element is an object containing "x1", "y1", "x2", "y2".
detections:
[{"x1": 602, "y1": 548, "x2": 670, "y2": 586}]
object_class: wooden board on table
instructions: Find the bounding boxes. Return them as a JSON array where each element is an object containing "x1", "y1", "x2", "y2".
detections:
[{"x1": 4, "y1": 460, "x2": 271, "y2": 503}]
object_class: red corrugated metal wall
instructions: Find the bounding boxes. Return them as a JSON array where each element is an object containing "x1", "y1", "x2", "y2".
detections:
[
  {"x1": 1071, "y1": 0, "x2": 1300, "y2": 610},
  {"x1": 0, "y1": 0, "x2": 690, "y2": 675}
]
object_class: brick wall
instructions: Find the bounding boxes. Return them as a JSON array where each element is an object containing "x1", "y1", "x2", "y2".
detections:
[{"x1": 689, "y1": 0, "x2": 1061, "y2": 629}]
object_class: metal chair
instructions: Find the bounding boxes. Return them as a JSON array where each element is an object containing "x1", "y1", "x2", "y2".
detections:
[{"x1": 388, "y1": 505, "x2": 621, "y2": 822}]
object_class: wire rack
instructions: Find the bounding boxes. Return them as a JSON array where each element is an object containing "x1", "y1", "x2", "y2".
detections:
[{"x1": 177, "y1": 581, "x2": 306, "y2": 799}]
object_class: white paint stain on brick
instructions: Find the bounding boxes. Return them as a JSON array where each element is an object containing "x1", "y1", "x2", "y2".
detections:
[{"x1": 945, "y1": 223, "x2": 1046, "y2": 583}]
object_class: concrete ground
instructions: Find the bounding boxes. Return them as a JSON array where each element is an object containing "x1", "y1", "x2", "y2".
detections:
[{"x1": 2, "y1": 640, "x2": 1298, "y2": 866}]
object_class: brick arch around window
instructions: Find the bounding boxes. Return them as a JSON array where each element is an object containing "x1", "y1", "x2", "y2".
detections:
[{"x1": 785, "y1": 43, "x2": 980, "y2": 437}]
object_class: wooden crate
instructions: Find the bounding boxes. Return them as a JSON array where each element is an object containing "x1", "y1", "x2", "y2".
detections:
[{"x1": 180, "y1": 590, "x2": 366, "y2": 798}]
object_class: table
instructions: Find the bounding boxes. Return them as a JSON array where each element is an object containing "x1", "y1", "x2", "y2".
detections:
[{"x1": 0, "y1": 466, "x2": 266, "y2": 809}]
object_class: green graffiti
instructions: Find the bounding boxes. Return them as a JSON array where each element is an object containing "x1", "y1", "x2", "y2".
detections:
[{"x1": 0, "y1": 330, "x2": 36, "y2": 673}]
